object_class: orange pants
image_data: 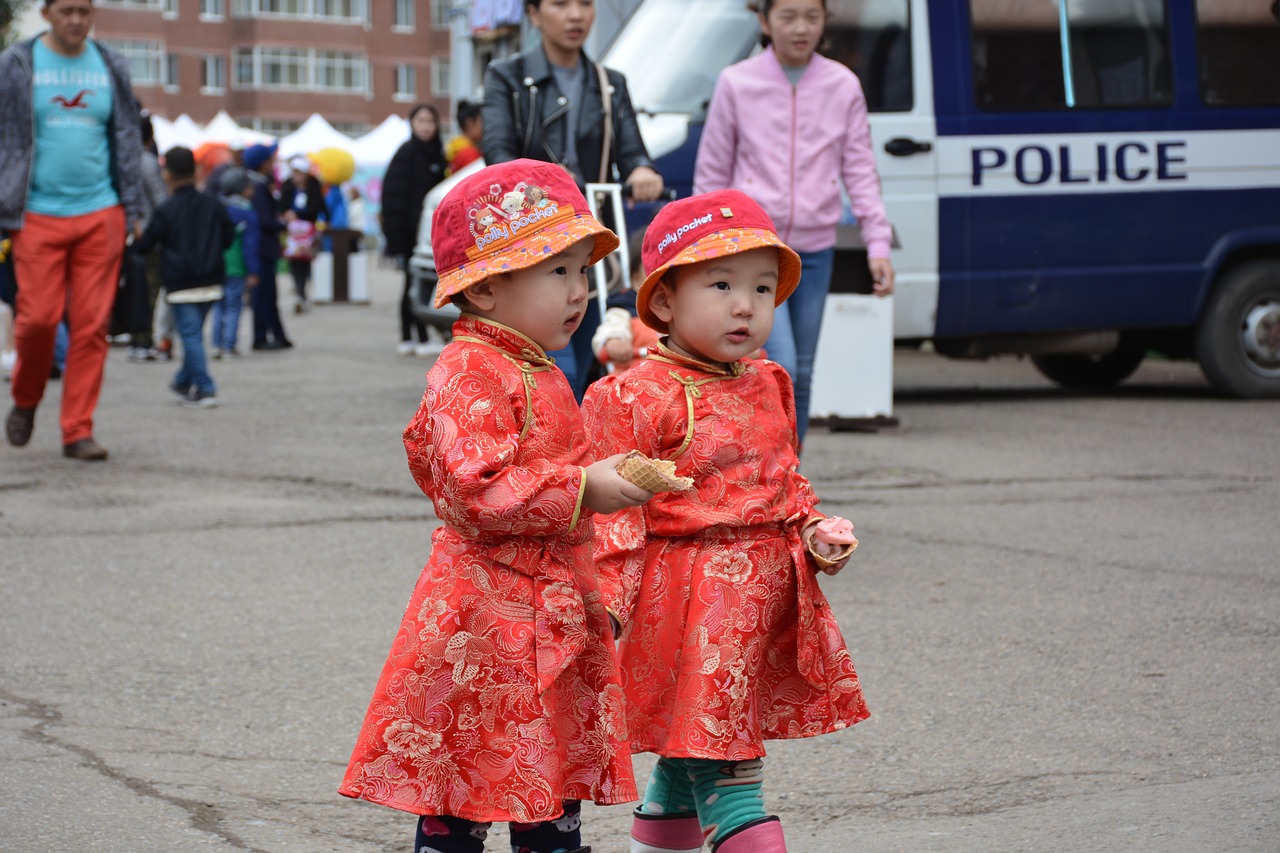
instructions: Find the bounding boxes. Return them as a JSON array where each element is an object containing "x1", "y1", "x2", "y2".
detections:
[{"x1": 10, "y1": 206, "x2": 126, "y2": 445}]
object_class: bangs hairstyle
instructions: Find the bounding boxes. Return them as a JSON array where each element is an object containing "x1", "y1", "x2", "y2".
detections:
[{"x1": 754, "y1": 0, "x2": 829, "y2": 49}]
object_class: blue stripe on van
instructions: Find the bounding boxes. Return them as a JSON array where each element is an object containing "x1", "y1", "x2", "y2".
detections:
[{"x1": 934, "y1": 187, "x2": 1280, "y2": 337}]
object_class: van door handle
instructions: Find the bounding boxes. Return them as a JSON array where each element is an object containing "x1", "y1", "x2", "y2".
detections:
[{"x1": 884, "y1": 137, "x2": 933, "y2": 157}]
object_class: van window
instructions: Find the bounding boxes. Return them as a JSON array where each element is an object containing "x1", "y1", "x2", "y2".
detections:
[
  {"x1": 1195, "y1": 0, "x2": 1280, "y2": 106},
  {"x1": 824, "y1": 0, "x2": 913, "y2": 112},
  {"x1": 604, "y1": 0, "x2": 760, "y2": 114},
  {"x1": 970, "y1": 0, "x2": 1173, "y2": 111}
]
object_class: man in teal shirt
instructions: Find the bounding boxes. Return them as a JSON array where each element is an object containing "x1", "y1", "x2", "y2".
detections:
[{"x1": 1, "y1": 0, "x2": 144, "y2": 461}]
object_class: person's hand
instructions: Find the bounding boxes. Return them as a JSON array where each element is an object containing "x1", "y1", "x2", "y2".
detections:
[
  {"x1": 803, "y1": 520, "x2": 855, "y2": 576},
  {"x1": 624, "y1": 167, "x2": 664, "y2": 203},
  {"x1": 283, "y1": 210, "x2": 297, "y2": 222},
  {"x1": 132, "y1": 220, "x2": 144, "y2": 240},
  {"x1": 869, "y1": 257, "x2": 895, "y2": 297},
  {"x1": 583, "y1": 453, "x2": 654, "y2": 514},
  {"x1": 247, "y1": 274, "x2": 259, "y2": 288},
  {"x1": 605, "y1": 338, "x2": 633, "y2": 365}
]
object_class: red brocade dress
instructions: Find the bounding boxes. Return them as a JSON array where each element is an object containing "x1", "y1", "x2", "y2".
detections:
[
  {"x1": 339, "y1": 316, "x2": 637, "y2": 822},
  {"x1": 581, "y1": 346, "x2": 869, "y2": 760}
]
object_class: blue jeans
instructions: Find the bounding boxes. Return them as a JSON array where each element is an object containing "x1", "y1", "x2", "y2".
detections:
[
  {"x1": 763, "y1": 248, "x2": 834, "y2": 445},
  {"x1": 211, "y1": 276, "x2": 246, "y2": 351},
  {"x1": 171, "y1": 300, "x2": 216, "y2": 395}
]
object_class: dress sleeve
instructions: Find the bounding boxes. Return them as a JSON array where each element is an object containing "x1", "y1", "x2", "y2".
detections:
[
  {"x1": 581, "y1": 376, "x2": 649, "y2": 626},
  {"x1": 404, "y1": 360, "x2": 588, "y2": 543}
]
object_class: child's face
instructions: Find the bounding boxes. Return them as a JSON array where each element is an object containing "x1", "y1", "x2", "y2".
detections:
[
  {"x1": 762, "y1": 0, "x2": 826, "y2": 68},
  {"x1": 472, "y1": 238, "x2": 594, "y2": 352},
  {"x1": 655, "y1": 248, "x2": 779, "y2": 365}
]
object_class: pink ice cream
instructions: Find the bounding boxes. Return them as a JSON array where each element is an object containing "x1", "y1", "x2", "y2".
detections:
[{"x1": 815, "y1": 516, "x2": 857, "y2": 547}]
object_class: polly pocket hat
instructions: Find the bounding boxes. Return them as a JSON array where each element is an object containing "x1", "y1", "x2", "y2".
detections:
[
  {"x1": 636, "y1": 189, "x2": 801, "y2": 333},
  {"x1": 431, "y1": 159, "x2": 620, "y2": 307}
]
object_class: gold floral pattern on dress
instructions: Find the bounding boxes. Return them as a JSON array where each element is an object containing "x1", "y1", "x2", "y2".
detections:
[
  {"x1": 583, "y1": 348, "x2": 869, "y2": 761},
  {"x1": 340, "y1": 316, "x2": 637, "y2": 823}
]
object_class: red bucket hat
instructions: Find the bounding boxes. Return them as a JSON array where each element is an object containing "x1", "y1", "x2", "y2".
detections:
[
  {"x1": 636, "y1": 189, "x2": 801, "y2": 333},
  {"x1": 431, "y1": 159, "x2": 620, "y2": 307}
]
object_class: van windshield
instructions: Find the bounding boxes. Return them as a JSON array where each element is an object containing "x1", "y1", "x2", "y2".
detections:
[{"x1": 602, "y1": 0, "x2": 760, "y2": 114}]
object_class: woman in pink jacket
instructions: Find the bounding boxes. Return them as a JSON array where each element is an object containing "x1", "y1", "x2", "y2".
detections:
[{"x1": 694, "y1": 0, "x2": 894, "y2": 445}]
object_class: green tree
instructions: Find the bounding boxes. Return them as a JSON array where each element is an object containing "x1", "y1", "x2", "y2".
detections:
[{"x1": 1, "y1": 0, "x2": 34, "y2": 50}]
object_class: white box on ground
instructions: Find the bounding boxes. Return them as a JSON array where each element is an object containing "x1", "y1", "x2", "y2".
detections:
[
  {"x1": 311, "y1": 253, "x2": 369, "y2": 304},
  {"x1": 809, "y1": 294, "x2": 894, "y2": 420},
  {"x1": 312, "y1": 253, "x2": 333, "y2": 302}
]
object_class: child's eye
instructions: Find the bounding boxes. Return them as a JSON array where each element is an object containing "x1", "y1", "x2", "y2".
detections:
[
  {"x1": 553, "y1": 266, "x2": 568, "y2": 276},
  {"x1": 580, "y1": 266, "x2": 590, "y2": 275},
  {"x1": 757, "y1": 284, "x2": 775, "y2": 295},
  {"x1": 713, "y1": 281, "x2": 730, "y2": 290}
]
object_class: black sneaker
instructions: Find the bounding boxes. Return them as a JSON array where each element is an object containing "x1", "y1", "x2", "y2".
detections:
[
  {"x1": 183, "y1": 387, "x2": 218, "y2": 408},
  {"x1": 169, "y1": 380, "x2": 191, "y2": 399}
]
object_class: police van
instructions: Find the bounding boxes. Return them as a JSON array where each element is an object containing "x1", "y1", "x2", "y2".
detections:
[{"x1": 601, "y1": 0, "x2": 1280, "y2": 399}]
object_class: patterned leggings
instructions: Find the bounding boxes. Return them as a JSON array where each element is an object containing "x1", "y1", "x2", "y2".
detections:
[{"x1": 639, "y1": 757, "x2": 767, "y2": 845}]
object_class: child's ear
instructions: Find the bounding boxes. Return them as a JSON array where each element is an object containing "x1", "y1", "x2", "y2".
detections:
[
  {"x1": 463, "y1": 278, "x2": 498, "y2": 311},
  {"x1": 649, "y1": 279, "x2": 676, "y2": 326}
]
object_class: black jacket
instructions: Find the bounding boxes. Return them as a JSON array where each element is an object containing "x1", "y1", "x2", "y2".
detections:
[
  {"x1": 134, "y1": 185, "x2": 234, "y2": 293},
  {"x1": 251, "y1": 173, "x2": 286, "y2": 262},
  {"x1": 280, "y1": 174, "x2": 328, "y2": 223},
  {"x1": 380, "y1": 136, "x2": 446, "y2": 258},
  {"x1": 482, "y1": 46, "x2": 654, "y2": 188}
]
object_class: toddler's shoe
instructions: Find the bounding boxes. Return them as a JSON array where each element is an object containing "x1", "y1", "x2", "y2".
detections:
[
  {"x1": 62, "y1": 438, "x2": 108, "y2": 461},
  {"x1": 711, "y1": 817, "x2": 786, "y2": 853},
  {"x1": 630, "y1": 811, "x2": 702, "y2": 853}
]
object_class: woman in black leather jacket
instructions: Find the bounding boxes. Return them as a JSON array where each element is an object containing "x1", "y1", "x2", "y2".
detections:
[{"x1": 481, "y1": 0, "x2": 663, "y2": 397}]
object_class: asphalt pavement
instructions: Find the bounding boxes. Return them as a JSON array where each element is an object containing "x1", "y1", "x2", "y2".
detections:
[{"x1": 2, "y1": 262, "x2": 1276, "y2": 852}]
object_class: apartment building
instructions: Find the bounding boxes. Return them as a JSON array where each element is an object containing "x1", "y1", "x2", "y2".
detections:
[{"x1": 89, "y1": 0, "x2": 454, "y2": 136}]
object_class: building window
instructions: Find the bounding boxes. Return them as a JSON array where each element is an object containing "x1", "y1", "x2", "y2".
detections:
[
  {"x1": 331, "y1": 121, "x2": 367, "y2": 137},
  {"x1": 430, "y1": 56, "x2": 450, "y2": 97},
  {"x1": 255, "y1": 118, "x2": 301, "y2": 137},
  {"x1": 201, "y1": 0, "x2": 225, "y2": 19},
  {"x1": 970, "y1": 0, "x2": 1173, "y2": 111},
  {"x1": 431, "y1": 0, "x2": 450, "y2": 30},
  {"x1": 314, "y1": 49, "x2": 368, "y2": 92},
  {"x1": 101, "y1": 39, "x2": 165, "y2": 86},
  {"x1": 232, "y1": 0, "x2": 367, "y2": 21},
  {"x1": 164, "y1": 53, "x2": 179, "y2": 90},
  {"x1": 1195, "y1": 0, "x2": 1280, "y2": 106},
  {"x1": 394, "y1": 0, "x2": 415, "y2": 30},
  {"x1": 202, "y1": 55, "x2": 226, "y2": 93},
  {"x1": 163, "y1": 0, "x2": 178, "y2": 16},
  {"x1": 233, "y1": 46, "x2": 369, "y2": 94},
  {"x1": 394, "y1": 63, "x2": 416, "y2": 100},
  {"x1": 99, "y1": 0, "x2": 163, "y2": 9}
]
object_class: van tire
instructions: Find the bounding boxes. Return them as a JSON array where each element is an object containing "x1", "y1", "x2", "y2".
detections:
[
  {"x1": 1195, "y1": 260, "x2": 1280, "y2": 398},
  {"x1": 1031, "y1": 345, "x2": 1145, "y2": 388}
]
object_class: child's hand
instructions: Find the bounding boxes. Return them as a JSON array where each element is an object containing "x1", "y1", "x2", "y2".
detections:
[
  {"x1": 605, "y1": 338, "x2": 633, "y2": 366},
  {"x1": 804, "y1": 517, "x2": 857, "y2": 576},
  {"x1": 583, "y1": 453, "x2": 654, "y2": 514}
]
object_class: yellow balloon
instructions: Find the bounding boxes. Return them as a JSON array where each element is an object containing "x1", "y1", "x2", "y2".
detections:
[{"x1": 312, "y1": 147, "x2": 355, "y2": 185}]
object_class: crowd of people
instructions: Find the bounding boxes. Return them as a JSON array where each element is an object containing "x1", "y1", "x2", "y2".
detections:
[{"x1": 4, "y1": 1, "x2": 892, "y2": 851}]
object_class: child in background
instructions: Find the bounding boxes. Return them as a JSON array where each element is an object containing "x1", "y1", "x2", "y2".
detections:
[
  {"x1": 591, "y1": 232, "x2": 660, "y2": 375},
  {"x1": 340, "y1": 159, "x2": 653, "y2": 853},
  {"x1": 212, "y1": 168, "x2": 260, "y2": 360},
  {"x1": 133, "y1": 146, "x2": 235, "y2": 408},
  {"x1": 446, "y1": 99, "x2": 484, "y2": 175},
  {"x1": 582, "y1": 190, "x2": 869, "y2": 853}
]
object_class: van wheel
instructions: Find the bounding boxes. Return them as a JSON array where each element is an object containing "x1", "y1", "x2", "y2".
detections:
[
  {"x1": 1031, "y1": 345, "x2": 1145, "y2": 388},
  {"x1": 1195, "y1": 260, "x2": 1280, "y2": 398}
]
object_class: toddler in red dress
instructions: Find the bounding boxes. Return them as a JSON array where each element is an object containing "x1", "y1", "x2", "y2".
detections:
[
  {"x1": 339, "y1": 160, "x2": 653, "y2": 853},
  {"x1": 582, "y1": 190, "x2": 870, "y2": 853}
]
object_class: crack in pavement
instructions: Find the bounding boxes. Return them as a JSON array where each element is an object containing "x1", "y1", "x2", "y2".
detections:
[{"x1": 0, "y1": 688, "x2": 265, "y2": 852}]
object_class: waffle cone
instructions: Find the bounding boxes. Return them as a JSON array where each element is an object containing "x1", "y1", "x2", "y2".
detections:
[{"x1": 616, "y1": 450, "x2": 693, "y2": 493}]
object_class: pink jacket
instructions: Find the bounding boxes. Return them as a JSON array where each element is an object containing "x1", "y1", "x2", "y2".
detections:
[{"x1": 694, "y1": 47, "x2": 892, "y2": 258}]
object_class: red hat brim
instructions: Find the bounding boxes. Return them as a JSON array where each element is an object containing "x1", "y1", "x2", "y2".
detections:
[{"x1": 635, "y1": 227, "x2": 802, "y2": 333}]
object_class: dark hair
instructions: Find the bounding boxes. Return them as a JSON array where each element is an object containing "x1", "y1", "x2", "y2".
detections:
[
  {"x1": 162, "y1": 146, "x2": 195, "y2": 179},
  {"x1": 456, "y1": 99, "x2": 481, "y2": 128},
  {"x1": 756, "y1": 0, "x2": 828, "y2": 49}
]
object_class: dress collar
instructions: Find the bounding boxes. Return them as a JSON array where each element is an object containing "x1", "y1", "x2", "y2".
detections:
[
  {"x1": 649, "y1": 340, "x2": 746, "y2": 378},
  {"x1": 453, "y1": 314, "x2": 556, "y2": 368}
]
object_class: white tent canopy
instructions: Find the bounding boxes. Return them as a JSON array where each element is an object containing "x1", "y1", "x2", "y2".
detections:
[
  {"x1": 277, "y1": 113, "x2": 356, "y2": 159},
  {"x1": 153, "y1": 113, "x2": 204, "y2": 152},
  {"x1": 350, "y1": 114, "x2": 410, "y2": 166}
]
